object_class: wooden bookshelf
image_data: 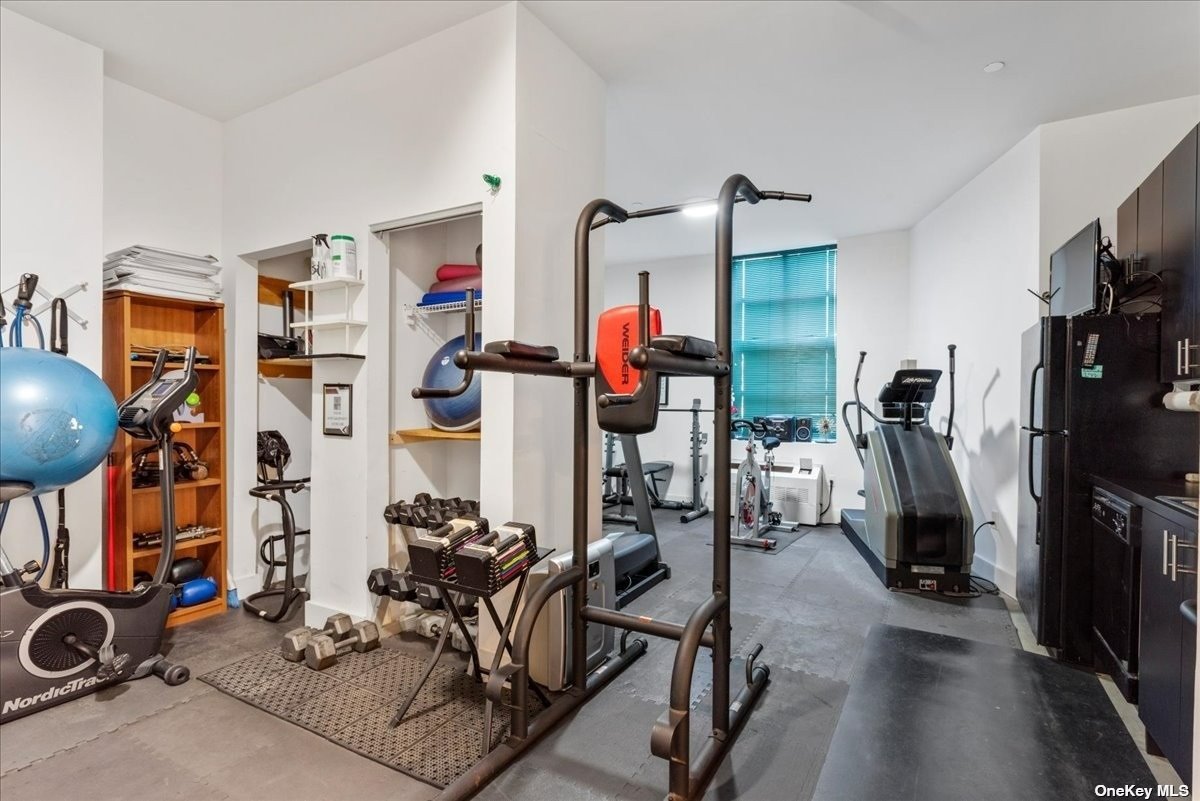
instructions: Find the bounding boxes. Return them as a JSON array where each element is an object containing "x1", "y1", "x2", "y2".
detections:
[{"x1": 103, "y1": 290, "x2": 227, "y2": 627}]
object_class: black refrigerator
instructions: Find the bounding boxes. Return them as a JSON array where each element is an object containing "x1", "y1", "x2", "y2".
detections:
[{"x1": 1017, "y1": 313, "x2": 1189, "y2": 664}]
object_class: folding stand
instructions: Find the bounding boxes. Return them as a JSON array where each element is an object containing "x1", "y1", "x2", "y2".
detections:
[{"x1": 390, "y1": 549, "x2": 554, "y2": 755}]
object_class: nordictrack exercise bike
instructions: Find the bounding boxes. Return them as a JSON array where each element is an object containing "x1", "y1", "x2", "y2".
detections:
[
  {"x1": 730, "y1": 419, "x2": 796, "y2": 550},
  {"x1": 0, "y1": 346, "x2": 195, "y2": 723}
]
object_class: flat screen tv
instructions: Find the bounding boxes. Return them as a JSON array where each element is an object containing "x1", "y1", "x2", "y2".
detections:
[{"x1": 1049, "y1": 219, "x2": 1100, "y2": 317}]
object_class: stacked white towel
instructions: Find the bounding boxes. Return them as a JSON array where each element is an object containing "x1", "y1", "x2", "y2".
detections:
[{"x1": 103, "y1": 245, "x2": 221, "y2": 301}]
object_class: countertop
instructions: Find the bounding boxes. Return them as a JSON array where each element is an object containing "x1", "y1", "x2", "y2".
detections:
[{"x1": 1091, "y1": 475, "x2": 1198, "y2": 530}]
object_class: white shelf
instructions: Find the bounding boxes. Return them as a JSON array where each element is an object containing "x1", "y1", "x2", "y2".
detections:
[
  {"x1": 405, "y1": 297, "x2": 483, "y2": 319},
  {"x1": 290, "y1": 319, "x2": 367, "y2": 330},
  {"x1": 289, "y1": 277, "x2": 364, "y2": 291}
]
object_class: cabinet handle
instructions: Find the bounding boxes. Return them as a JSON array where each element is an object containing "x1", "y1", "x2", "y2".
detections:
[
  {"x1": 1184, "y1": 338, "x2": 1197, "y2": 374},
  {"x1": 1179, "y1": 340, "x2": 1185, "y2": 376},
  {"x1": 1164, "y1": 530, "x2": 1171, "y2": 576},
  {"x1": 1175, "y1": 536, "x2": 1197, "y2": 579}
]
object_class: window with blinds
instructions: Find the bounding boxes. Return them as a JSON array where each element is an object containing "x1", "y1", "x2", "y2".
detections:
[{"x1": 731, "y1": 244, "x2": 837, "y2": 437}]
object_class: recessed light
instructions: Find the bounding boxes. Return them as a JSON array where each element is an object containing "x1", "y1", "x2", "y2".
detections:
[
  {"x1": 983, "y1": 61, "x2": 1006, "y2": 74},
  {"x1": 682, "y1": 202, "x2": 718, "y2": 218}
]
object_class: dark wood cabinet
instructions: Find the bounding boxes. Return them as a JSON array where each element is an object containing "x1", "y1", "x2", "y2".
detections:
[
  {"x1": 1117, "y1": 189, "x2": 1138, "y2": 268},
  {"x1": 1160, "y1": 126, "x2": 1198, "y2": 383},
  {"x1": 1138, "y1": 509, "x2": 1195, "y2": 783}
]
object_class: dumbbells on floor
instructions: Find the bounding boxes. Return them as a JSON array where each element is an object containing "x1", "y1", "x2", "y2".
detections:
[
  {"x1": 280, "y1": 613, "x2": 354, "y2": 662},
  {"x1": 305, "y1": 621, "x2": 381, "y2": 670}
]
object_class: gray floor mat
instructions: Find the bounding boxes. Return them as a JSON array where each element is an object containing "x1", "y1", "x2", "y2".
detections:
[
  {"x1": 200, "y1": 646, "x2": 541, "y2": 789},
  {"x1": 708, "y1": 524, "x2": 811, "y2": 554}
]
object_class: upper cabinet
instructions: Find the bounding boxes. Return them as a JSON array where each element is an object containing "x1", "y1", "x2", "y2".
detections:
[
  {"x1": 1117, "y1": 125, "x2": 1199, "y2": 384},
  {"x1": 1160, "y1": 126, "x2": 1198, "y2": 383}
]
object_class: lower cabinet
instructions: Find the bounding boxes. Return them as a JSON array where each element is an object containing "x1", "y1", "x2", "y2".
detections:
[{"x1": 1139, "y1": 509, "x2": 1196, "y2": 783}]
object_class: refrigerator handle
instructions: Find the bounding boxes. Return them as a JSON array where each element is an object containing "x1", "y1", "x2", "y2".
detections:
[
  {"x1": 1027, "y1": 430, "x2": 1044, "y2": 506},
  {"x1": 1028, "y1": 361, "x2": 1044, "y2": 431}
]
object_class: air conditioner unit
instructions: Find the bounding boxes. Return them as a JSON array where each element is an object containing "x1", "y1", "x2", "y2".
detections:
[{"x1": 729, "y1": 459, "x2": 826, "y2": 526}]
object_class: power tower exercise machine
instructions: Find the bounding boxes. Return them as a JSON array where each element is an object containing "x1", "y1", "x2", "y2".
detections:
[
  {"x1": 839, "y1": 346, "x2": 974, "y2": 593},
  {"x1": 422, "y1": 175, "x2": 811, "y2": 800},
  {"x1": 0, "y1": 349, "x2": 194, "y2": 722}
]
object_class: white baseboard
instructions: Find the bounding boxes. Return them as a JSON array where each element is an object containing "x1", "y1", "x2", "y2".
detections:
[{"x1": 972, "y1": 554, "x2": 1016, "y2": 598}]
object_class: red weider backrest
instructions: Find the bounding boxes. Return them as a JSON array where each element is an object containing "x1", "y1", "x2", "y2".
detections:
[{"x1": 595, "y1": 305, "x2": 663, "y2": 434}]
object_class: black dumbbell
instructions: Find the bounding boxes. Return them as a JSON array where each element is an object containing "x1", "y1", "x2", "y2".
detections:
[
  {"x1": 387, "y1": 575, "x2": 417, "y2": 602},
  {"x1": 367, "y1": 568, "x2": 393, "y2": 596},
  {"x1": 281, "y1": 613, "x2": 353, "y2": 662},
  {"x1": 305, "y1": 621, "x2": 381, "y2": 670},
  {"x1": 382, "y1": 503, "x2": 409, "y2": 525},
  {"x1": 413, "y1": 492, "x2": 432, "y2": 506}
]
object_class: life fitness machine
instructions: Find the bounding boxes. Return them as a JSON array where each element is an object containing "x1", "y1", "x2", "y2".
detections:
[
  {"x1": 416, "y1": 175, "x2": 811, "y2": 801},
  {"x1": 839, "y1": 346, "x2": 974, "y2": 594},
  {"x1": 0, "y1": 348, "x2": 194, "y2": 723}
]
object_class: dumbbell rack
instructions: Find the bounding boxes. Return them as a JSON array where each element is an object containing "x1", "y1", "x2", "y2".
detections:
[{"x1": 388, "y1": 547, "x2": 554, "y2": 755}]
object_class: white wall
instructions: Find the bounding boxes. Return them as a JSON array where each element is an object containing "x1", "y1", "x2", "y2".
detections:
[
  {"x1": 908, "y1": 130, "x2": 1041, "y2": 596},
  {"x1": 1038, "y1": 94, "x2": 1200, "y2": 288},
  {"x1": 1, "y1": 9, "x2": 105, "y2": 586},
  {"x1": 103, "y1": 78, "x2": 222, "y2": 257},
  {"x1": 605, "y1": 230, "x2": 911, "y2": 524},
  {"x1": 222, "y1": 5, "x2": 521, "y2": 623}
]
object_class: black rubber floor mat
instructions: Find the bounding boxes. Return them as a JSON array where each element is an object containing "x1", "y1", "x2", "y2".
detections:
[
  {"x1": 200, "y1": 646, "x2": 543, "y2": 788},
  {"x1": 708, "y1": 525, "x2": 809, "y2": 555}
]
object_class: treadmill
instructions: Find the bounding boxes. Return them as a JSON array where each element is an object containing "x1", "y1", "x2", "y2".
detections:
[
  {"x1": 840, "y1": 346, "x2": 974, "y2": 594},
  {"x1": 602, "y1": 434, "x2": 670, "y2": 607}
]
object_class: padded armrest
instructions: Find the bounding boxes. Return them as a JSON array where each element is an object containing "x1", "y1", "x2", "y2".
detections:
[
  {"x1": 484, "y1": 340, "x2": 560, "y2": 361},
  {"x1": 650, "y1": 335, "x2": 717, "y2": 360}
]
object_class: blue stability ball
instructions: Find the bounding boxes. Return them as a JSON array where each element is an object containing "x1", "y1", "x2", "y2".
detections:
[
  {"x1": 0, "y1": 347, "x2": 118, "y2": 498},
  {"x1": 421, "y1": 334, "x2": 482, "y2": 432}
]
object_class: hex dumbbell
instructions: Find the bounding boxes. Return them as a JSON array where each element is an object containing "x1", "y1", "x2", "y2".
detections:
[
  {"x1": 304, "y1": 621, "x2": 381, "y2": 670},
  {"x1": 367, "y1": 568, "x2": 394, "y2": 596},
  {"x1": 280, "y1": 613, "x2": 353, "y2": 662}
]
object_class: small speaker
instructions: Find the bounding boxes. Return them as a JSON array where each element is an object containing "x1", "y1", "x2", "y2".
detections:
[
  {"x1": 755, "y1": 415, "x2": 795, "y2": 442},
  {"x1": 793, "y1": 417, "x2": 813, "y2": 442}
]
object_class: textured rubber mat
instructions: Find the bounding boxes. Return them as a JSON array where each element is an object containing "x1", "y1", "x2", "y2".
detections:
[
  {"x1": 200, "y1": 646, "x2": 542, "y2": 788},
  {"x1": 707, "y1": 525, "x2": 809, "y2": 555}
]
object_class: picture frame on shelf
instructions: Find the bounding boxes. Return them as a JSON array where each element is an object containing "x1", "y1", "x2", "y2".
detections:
[{"x1": 323, "y1": 383, "x2": 353, "y2": 437}]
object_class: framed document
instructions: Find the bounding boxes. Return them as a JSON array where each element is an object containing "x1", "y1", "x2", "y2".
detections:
[{"x1": 323, "y1": 383, "x2": 353, "y2": 437}]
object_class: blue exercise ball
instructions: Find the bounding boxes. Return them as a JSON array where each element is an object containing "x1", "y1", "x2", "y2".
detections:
[
  {"x1": 420, "y1": 334, "x2": 482, "y2": 432},
  {"x1": 0, "y1": 347, "x2": 118, "y2": 499}
]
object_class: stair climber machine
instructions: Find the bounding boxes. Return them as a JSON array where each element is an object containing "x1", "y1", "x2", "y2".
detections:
[
  {"x1": 840, "y1": 345, "x2": 974, "y2": 594},
  {"x1": 0, "y1": 346, "x2": 194, "y2": 723},
  {"x1": 412, "y1": 175, "x2": 812, "y2": 800}
]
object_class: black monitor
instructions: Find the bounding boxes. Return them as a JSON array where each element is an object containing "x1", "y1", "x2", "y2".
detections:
[{"x1": 1049, "y1": 219, "x2": 1100, "y2": 317}]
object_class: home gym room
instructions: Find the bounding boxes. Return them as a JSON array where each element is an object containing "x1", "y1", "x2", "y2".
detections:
[{"x1": 0, "y1": 1, "x2": 1197, "y2": 799}]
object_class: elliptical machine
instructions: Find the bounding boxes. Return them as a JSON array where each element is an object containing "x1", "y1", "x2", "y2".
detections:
[
  {"x1": 243, "y1": 430, "x2": 309, "y2": 622},
  {"x1": 839, "y1": 345, "x2": 974, "y2": 594},
  {"x1": 0, "y1": 348, "x2": 195, "y2": 723}
]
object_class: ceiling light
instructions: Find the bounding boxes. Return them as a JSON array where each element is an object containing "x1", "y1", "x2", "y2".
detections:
[
  {"x1": 682, "y1": 202, "x2": 718, "y2": 218},
  {"x1": 983, "y1": 61, "x2": 1005, "y2": 74}
]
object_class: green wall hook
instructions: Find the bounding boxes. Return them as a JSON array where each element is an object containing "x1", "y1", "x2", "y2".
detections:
[{"x1": 482, "y1": 174, "x2": 502, "y2": 194}]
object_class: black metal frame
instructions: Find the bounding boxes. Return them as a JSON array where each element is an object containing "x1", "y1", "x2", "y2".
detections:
[{"x1": 425, "y1": 175, "x2": 810, "y2": 801}]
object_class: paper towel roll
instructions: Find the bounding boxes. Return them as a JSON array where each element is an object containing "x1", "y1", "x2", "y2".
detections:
[{"x1": 1162, "y1": 390, "x2": 1200, "y2": 412}]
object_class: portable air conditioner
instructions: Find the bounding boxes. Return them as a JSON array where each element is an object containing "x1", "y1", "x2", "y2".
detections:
[{"x1": 729, "y1": 460, "x2": 826, "y2": 526}]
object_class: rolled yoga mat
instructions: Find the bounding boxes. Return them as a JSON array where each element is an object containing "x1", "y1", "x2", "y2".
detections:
[
  {"x1": 435, "y1": 263, "x2": 482, "y2": 281},
  {"x1": 429, "y1": 275, "x2": 482, "y2": 293}
]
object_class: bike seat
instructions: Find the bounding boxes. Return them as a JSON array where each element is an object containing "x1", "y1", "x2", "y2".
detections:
[{"x1": 761, "y1": 436, "x2": 781, "y2": 451}]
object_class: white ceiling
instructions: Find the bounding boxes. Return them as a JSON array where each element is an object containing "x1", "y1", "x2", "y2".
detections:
[
  {"x1": 2, "y1": 1, "x2": 1197, "y2": 262},
  {"x1": 0, "y1": 0, "x2": 507, "y2": 120},
  {"x1": 524, "y1": 0, "x2": 1200, "y2": 261}
]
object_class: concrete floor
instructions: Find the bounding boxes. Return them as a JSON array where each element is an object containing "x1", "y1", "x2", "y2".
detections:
[{"x1": 0, "y1": 508, "x2": 1141, "y2": 801}]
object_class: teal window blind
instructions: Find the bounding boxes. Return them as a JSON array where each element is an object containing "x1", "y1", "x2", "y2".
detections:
[{"x1": 731, "y1": 244, "x2": 837, "y2": 436}]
